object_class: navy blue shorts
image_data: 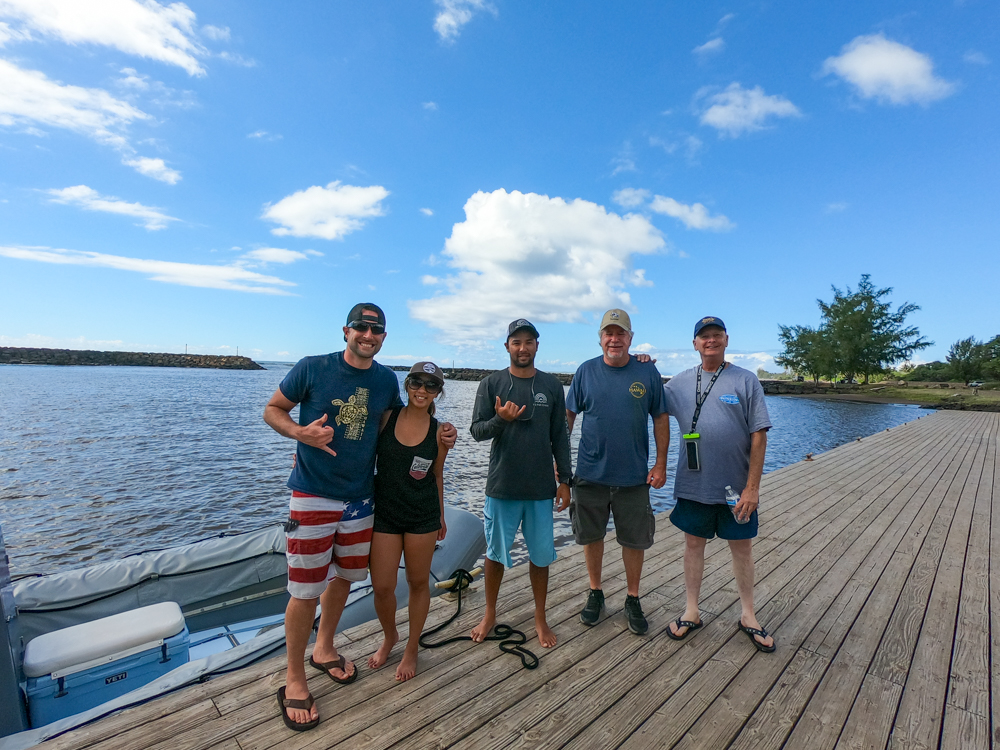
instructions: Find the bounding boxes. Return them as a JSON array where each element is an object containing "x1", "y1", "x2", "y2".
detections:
[{"x1": 669, "y1": 497, "x2": 758, "y2": 540}]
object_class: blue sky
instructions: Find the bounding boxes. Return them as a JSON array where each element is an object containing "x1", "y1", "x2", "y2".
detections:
[{"x1": 1, "y1": 1, "x2": 996, "y2": 375}]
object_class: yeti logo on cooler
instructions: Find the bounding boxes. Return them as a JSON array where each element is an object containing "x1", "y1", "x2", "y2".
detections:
[{"x1": 106, "y1": 672, "x2": 128, "y2": 685}]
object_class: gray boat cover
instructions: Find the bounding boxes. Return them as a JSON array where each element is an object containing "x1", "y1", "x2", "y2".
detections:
[{"x1": 14, "y1": 526, "x2": 286, "y2": 611}]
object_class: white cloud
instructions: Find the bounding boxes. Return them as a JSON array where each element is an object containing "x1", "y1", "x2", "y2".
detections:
[
  {"x1": 825, "y1": 201, "x2": 848, "y2": 214},
  {"x1": 240, "y1": 247, "x2": 316, "y2": 265},
  {"x1": 0, "y1": 58, "x2": 148, "y2": 148},
  {"x1": 420, "y1": 207, "x2": 434, "y2": 216},
  {"x1": 611, "y1": 142, "x2": 637, "y2": 175},
  {"x1": 408, "y1": 189, "x2": 665, "y2": 344},
  {"x1": 247, "y1": 129, "x2": 281, "y2": 140},
  {"x1": 630, "y1": 346, "x2": 776, "y2": 377},
  {"x1": 693, "y1": 37, "x2": 724, "y2": 56},
  {"x1": 262, "y1": 181, "x2": 389, "y2": 240},
  {"x1": 122, "y1": 156, "x2": 180, "y2": 184},
  {"x1": 649, "y1": 196, "x2": 733, "y2": 231},
  {"x1": 201, "y1": 24, "x2": 229, "y2": 41},
  {"x1": 422, "y1": 101, "x2": 438, "y2": 111},
  {"x1": 0, "y1": 245, "x2": 298, "y2": 294},
  {"x1": 0, "y1": 0, "x2": 208, "y2": 76},
  {"x1": 963, "y1": 50, "x2": 990, "y2": 66},
  {"x1": 421, "y1": 275, "x2": 440, "y2": 285},
  {"x1": 0, "y1": 333, "x2": 127, "y2": 349},
  {"x1": 0, "y1": 59, "x2": 184, "y2": 181},
  {"x1": 433, "y1": 0, "x2": 495, "y2": 42},
  {"x1": 612, "y1": 188, "x2": 650, "y2": 209},
  {"x1": 46, "y1": 185, "x2": 178, "y2": 230},
  {"x1": 718, "y1": 13, "x2": 735, "y2": 26},
  {"x1": 217, "y1": 50, "x2": 255, "y2": 67},
  {"x1": 822, "y1": 34, "x2": 955, "y2": 105},
  {"x1": 698, "y1": 82, "x2": 801, "y2": 137}
]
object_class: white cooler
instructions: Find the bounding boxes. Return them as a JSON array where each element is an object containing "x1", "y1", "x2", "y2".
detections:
[{"x1": 22, "y1": 601, "x2": 189, "y2": 727}]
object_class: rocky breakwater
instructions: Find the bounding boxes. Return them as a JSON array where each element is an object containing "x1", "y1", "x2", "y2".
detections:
[
  {"x1": 759, "y1": 380, "x2": 861, "y2": 396},
  {"x1": 0, "y1": 347, "x2": 264, "y2": 370}
]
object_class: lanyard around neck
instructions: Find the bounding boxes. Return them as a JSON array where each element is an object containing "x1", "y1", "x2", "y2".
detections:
[{"x1": 691, "y1": 362, "x2": 726, "y2": 433}]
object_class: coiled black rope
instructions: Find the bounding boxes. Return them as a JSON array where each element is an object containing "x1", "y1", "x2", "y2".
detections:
[{"x1": 419, "y1": 569, "x2": 538, "y2": 669}]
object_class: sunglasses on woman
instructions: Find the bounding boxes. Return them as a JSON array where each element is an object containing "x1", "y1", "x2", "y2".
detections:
[{"x1": 406, "y1": 377, "x2": 442, "y2": 393}]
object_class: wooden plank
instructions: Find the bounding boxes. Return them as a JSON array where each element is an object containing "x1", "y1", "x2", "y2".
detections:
[
  {"x1": 885, "y1": 415, "x2": 990, "y2": 749},
  {"x1": 834, "y1": 673, "x2": 903, "y2": 750},
  {"x1": 940, "y1": 705, "x2": 991, "y2": 750},
  {"x1": 945, "y1": 414, "x2": 996, "y2": 718},
  {"x1": 38, "y1": 701, "x2": 220, "y2": 750},
  {"x1": 723, "y1": 649, "x2": 829, "y2": 750}
]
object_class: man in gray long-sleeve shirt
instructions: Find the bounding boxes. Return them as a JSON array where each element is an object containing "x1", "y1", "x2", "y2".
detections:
[{"x1": 469, "y1": 319, "x2": 572, "y2": 648}]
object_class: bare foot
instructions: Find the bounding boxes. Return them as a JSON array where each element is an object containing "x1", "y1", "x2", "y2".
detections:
[
  {"x1": 471, "y1": 612, "x2": 496, "y2": 643},
  {"x1": 395, "y1": 648, "x2": 418, "y2": 681},
  {"x1": 367, "y1": 629, "x2": 399, "y2": 669},
  {"x1": 536, "y1": 614, "x2": 557, "y2": 648},
  {"x1": 282, "y1": 675, "x2": 318, "y2": 725}
]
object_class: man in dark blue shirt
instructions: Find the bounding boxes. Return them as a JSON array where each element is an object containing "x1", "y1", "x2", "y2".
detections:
[
  {"x1": 263, "y1": 303, "x2": 455, "y2": 731},
  {"x1": 566, "y1": 309, "x2": 669, "y2": 636}
]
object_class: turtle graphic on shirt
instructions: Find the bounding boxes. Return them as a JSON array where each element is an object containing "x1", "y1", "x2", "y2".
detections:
[{"x1": 331, "y1": 387, "x2": 369, "y2": 440}]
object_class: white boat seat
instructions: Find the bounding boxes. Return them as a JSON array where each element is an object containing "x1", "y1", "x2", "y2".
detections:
[{"x1": 23, "y1": 601, "x2": 186, "y2": 678}]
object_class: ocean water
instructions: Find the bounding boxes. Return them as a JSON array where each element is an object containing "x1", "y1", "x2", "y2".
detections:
[{"x1": 0, "y1": 363, "x2": 926, "y2": 575}]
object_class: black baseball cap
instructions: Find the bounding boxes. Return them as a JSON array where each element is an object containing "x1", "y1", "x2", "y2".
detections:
[
  {"x1": 507, "y1": 318, "x2": 540, "y2": 340},
  {"x1": 346, "y1": 303, "x2": 386, "y2": 329},
  {"x1": 694, "y1": 316, "x2": 726, "y2": 337}
]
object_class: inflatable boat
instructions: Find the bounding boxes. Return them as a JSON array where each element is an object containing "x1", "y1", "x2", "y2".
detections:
[{"x1": 0, "y1": 505, "x2": 485, "y2": 748}]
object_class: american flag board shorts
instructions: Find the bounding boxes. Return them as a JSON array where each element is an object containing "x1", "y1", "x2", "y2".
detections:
[{"x1": 285, "y1": 490, "x2": 374, "y2": 599}]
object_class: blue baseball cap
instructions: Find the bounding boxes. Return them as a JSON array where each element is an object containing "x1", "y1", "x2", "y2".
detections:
[{"x1": 694, "y1": 316, "x2": 726, "y2": 337}]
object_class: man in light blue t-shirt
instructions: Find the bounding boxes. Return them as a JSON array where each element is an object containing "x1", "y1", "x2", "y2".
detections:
[
  {"x1": 566, "y1": 309, "x2": 669, "y2": 636},
  {"x1": 663, "y1": 316, "x2": 775, "y2": 653}
]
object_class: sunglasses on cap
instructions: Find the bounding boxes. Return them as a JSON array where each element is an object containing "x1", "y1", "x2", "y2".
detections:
[
  {"x1": 405, "y1": 377, "x2": 442, "y2": 393},
  {"x1": 347, "y1": 321, "x2": 385, "y2": 335}
]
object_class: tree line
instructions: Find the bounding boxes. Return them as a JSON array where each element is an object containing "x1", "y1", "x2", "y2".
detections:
[
  {"x1": 906, "y1": 336, "x2": 1000, "y2": 384},
  {"x1": 775, "y1": 275, "x2": 932, "y2": 384}
]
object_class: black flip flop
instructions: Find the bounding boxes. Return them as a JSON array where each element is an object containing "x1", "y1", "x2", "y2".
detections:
[
  {"x1": 310, "y1": 654, "x2": 358, "y2": 684},
  {"x1": 738, "y1": 620, "x2": 776, "y2": 653},
  {"x1": 276, "y1": 686, "x2": 320, "y2": 732},
  {"x1": 666, "y1": 617, "x2": 703, "y2": 641}
]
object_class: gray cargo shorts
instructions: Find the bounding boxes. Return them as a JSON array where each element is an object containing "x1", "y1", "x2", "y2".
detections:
[{"x1": 569, "y1": 478, "x2": 655, "y2": 550}]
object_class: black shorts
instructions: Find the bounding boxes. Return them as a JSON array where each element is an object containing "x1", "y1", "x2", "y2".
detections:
[{"x1": 373, "y1": 493, "x2": 440, "y2": 535}]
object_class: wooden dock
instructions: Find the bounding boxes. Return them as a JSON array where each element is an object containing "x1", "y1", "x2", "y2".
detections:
[{"x1": 37, "y1": 410, "x2": 1000, "y2": 750}]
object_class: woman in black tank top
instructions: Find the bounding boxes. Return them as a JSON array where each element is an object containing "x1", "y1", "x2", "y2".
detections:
[{"x1": 367, "y1": 362, "x2": 451, "y2": 683}]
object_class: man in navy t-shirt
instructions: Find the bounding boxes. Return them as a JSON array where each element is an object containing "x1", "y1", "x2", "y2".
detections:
[
  {"x1": 566, "y1": 309, "x2": 669, "y2": 636},
  {"x1": 262, "y1": 303, "x2": 455, "y2": 731}
]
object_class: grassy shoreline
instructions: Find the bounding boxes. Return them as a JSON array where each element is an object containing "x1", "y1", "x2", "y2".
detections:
[{"x1": 773, "y1": 385, "x2": 1000, "y2": 411}]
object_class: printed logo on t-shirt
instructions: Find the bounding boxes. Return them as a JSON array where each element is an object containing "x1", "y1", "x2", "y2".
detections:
[
  {"x1": 534, "y1": 392, "x2": 548, "y2": 406},
  {"x1": 331, "y1": 387, "x2": 370, "y2": 440},
  {"x1": 409, "y1": 455, "x2": 432, "y2": 480},
  {"x1": 629, "y1": 382, "x2": 646, "y2": 398},
  {"x1": 719, "y1": 394, "x2": 740, "y2": 405}
]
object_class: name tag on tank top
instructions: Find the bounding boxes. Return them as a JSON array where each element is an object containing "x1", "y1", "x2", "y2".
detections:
[{"x1": 409, "y1": 456, "x2": 432, "y2": 480}]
